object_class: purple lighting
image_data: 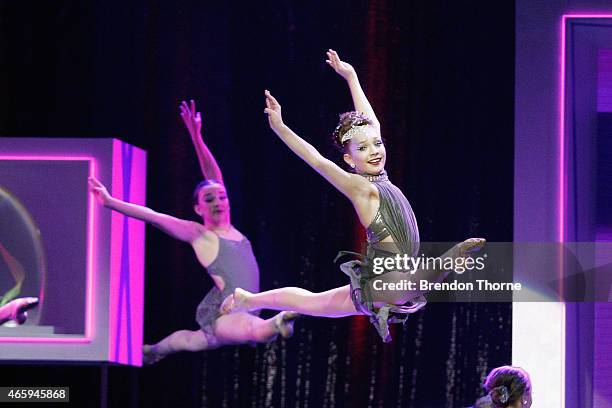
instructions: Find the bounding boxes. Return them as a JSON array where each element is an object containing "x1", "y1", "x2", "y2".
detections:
[
  {"x1": 560, "y1": 14, "x2": 612, "y2": 242},
  {"x1": 0, "y1": 138, "x2": 146, "y2": 366},
  {"x1": 0, "y1": 155, "x2": 97, "y2": 343}
]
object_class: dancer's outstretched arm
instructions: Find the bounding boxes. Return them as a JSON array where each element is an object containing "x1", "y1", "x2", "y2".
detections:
[
  {"x1": 326, "y1": 49, "x2": 380, "y2": 129},
  {"x1": 180, "y1": 99, "x2": 224, "y2": 184},
  {"x1": 263, "y1": 90, "x2": 371, "y2": 203},
  {"x1": 88, "y1": 176, "x2": 202, "y2": 243}
]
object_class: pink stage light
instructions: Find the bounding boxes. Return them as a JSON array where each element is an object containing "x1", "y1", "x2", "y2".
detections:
[
  {"x1": 0, "y1": 155, "x2": 97, "y2": 343},
  {"x1": 558, "y1": 15, "x2": 612, "y2": 406}
]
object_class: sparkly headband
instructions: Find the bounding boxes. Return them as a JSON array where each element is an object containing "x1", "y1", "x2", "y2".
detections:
[{"x1": 340, "y1": 125, "x2": 368, "y2": 144}]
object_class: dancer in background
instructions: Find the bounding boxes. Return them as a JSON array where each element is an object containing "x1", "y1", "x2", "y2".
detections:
[
  {"x1": 471, "y1": 366, "x2": 532, "y2": 408},
  {"x1": 221, "y1": 50, "x2": 484, "y2": 342},
  {"x1": 89, "y1": 100, "x2": 296, "y2": 364}
]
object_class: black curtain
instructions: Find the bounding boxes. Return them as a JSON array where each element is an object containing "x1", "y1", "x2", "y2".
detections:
[{"x1": 0, "y1": 1, "x2": 514, "y2": 407}]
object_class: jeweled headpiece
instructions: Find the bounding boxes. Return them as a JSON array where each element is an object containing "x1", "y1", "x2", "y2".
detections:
[{"x1": 340, "y1": 124, "x2": 368, "y2": 144}]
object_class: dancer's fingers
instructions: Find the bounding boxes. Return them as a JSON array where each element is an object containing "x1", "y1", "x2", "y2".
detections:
[
  {"x1": 190, "y1": 99, "x2": 196, "y2": 116},
  {"x1": 265, "y1": 90, "x2": 280, "y2": 107},
  {"x1": 89, "y1": 177, "x2": 107, "y2": 192},
  {"x1": 181, "y1": 100, "x2": 190, "y2": 114},
  {"x1": 327, "y1": 50, "x2": 338, "y2": 67},
  {"x1": 264, "y1": 93, "x2": 273, "y2": 107},
  {"x1": 265, "y1": 93, "x2": 273, "y2": 106},
  {"x1": 88, "y1": 175, "x2": 100, "y2": 186}
]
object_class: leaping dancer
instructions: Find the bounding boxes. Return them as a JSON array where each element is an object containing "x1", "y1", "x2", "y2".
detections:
[
  {"x1": 89, "y1": 100, "x2": 297, "y2": 364},
  {"x1": 221, "y1": 50, "x2": 484, "y2": 342}
]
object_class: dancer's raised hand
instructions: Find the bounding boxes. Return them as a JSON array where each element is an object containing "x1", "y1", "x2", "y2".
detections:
[
  {"x1": 264, "y1": 90, "x2": 284, "y2": 132},
  {"x1": 325, "y1": 49, "x2": 356, "y2": 81},
  {"x1": 88, "y1": 176, "x2": 112, "y2": 206},
  {"x1": 180, "y1": 99, "x2": 203, "y2": 140}
]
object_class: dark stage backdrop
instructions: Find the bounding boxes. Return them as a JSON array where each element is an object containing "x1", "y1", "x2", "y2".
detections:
[{"x1": 0, "y1": 1, "x2": 514, "y2": 407}]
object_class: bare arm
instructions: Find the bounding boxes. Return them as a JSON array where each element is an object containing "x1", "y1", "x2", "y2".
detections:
[
  {"x1": 180, "y1": 100, "x2": 224, "y2": 184},
  {"x1": 264, "y1": 90, "x2": 369, "y2": 200},
  {"x1": 326, "y1": 49, "x2": 380, "y2": 129},
  {"x1": 88, "y1": 176, "x2": 202, "y2": 243}
]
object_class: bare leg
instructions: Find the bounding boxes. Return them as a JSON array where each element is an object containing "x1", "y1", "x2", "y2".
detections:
[
  {"x1": 221, "y1": 285, "x2": 361, "y2": 318},
  {"x1": 220, "y1": 239, "x2": 486, "y2": 315},
  {"x1": 214, "y1": 312, "x2": 299, "y2": 343},
  {"x1": 142, "y1": 312, "x2": 300, "y2": 365},
  {"x1": 143, "y1": 329, "x2": 210, "y2": 364}
]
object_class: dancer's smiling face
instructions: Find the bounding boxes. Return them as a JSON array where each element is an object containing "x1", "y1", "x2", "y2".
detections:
[
  {"x1": 343, "y1": 125, "x2": 386, "y2": 175},
  {"x1": 194, "y1": 183, "x2": 230, "y2": 224}
]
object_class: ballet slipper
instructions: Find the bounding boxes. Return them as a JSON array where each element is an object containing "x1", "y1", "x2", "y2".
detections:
[
  {"x1": 142, "y1": 344, "x2": 165, "y2": 366},
  {"x1": 273, "y1": 311, "x2": 300, "y2": 339},
  {"x1": 455, "y1": 238, "x2": 486, "y2": 257},
  {"x1": 219, "y1": 288, "x2": 251, "y2": 314},
  {"x1": 219, "y1": 294, "x2": 235, "y2": 315}
]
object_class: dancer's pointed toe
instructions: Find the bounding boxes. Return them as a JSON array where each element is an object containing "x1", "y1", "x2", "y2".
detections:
[
  {"x1": 220, "y1": 288, "x2": 252, "y2": 314},
  {"x1": 462, "y1": 238, "x2": 486, "y2": 254},
  {"x1": 219, "y1": 294, "x2": 236, "y2": 315},
  {"x1": 232, "y1": 288, "x2": 251, "y2": 311},
  {"x1": 142, "y1": 344, "x2": 165, "y2": 366},
  {"x1": 274, "y1": 311, "x2": 300, "y2": 339}
]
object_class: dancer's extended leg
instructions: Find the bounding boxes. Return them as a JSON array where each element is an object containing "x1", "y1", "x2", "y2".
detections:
[
  {"x1": 143, "y1": 329, "x2": 209, "y2": 364},
  {"x1": 221, "y1": 239, "x2": 485, "y2": 315},
  {"x1": 142, "y1": 311, "x2": 300, "y2": 365},
  {"x1": 221, "y1": 285, "x2": 361, "y2": 317}
]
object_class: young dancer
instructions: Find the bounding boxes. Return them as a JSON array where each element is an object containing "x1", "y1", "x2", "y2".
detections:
[
  {"x1": 89, "y1": 101, "x2": 297, "y2": 364},
  {"x1": 221, "y1": 50, "x2": 484, "y2": 342}
]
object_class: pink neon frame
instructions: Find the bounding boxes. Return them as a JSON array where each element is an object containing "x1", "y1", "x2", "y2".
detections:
[
  {"x1": 557, "y1": 14, "x2": 612, "y2": 406},
  {"x1": 107, "y1": 139, "x2": 146, "y2": 365},
  {"x1": 0, "y1": 155, "x2": 97, "y2": 343},
  {"x1": 559, "y1": 14, "x2": 612, "y2": 242}
]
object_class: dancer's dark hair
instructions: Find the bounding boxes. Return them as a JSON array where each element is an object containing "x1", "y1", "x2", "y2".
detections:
[
  {"x1": 473, "y1": 366, "x2": 531, "y2": 407},
  {"x1": 193, "y1": 179, "x2": 224, "y2": 205}
]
